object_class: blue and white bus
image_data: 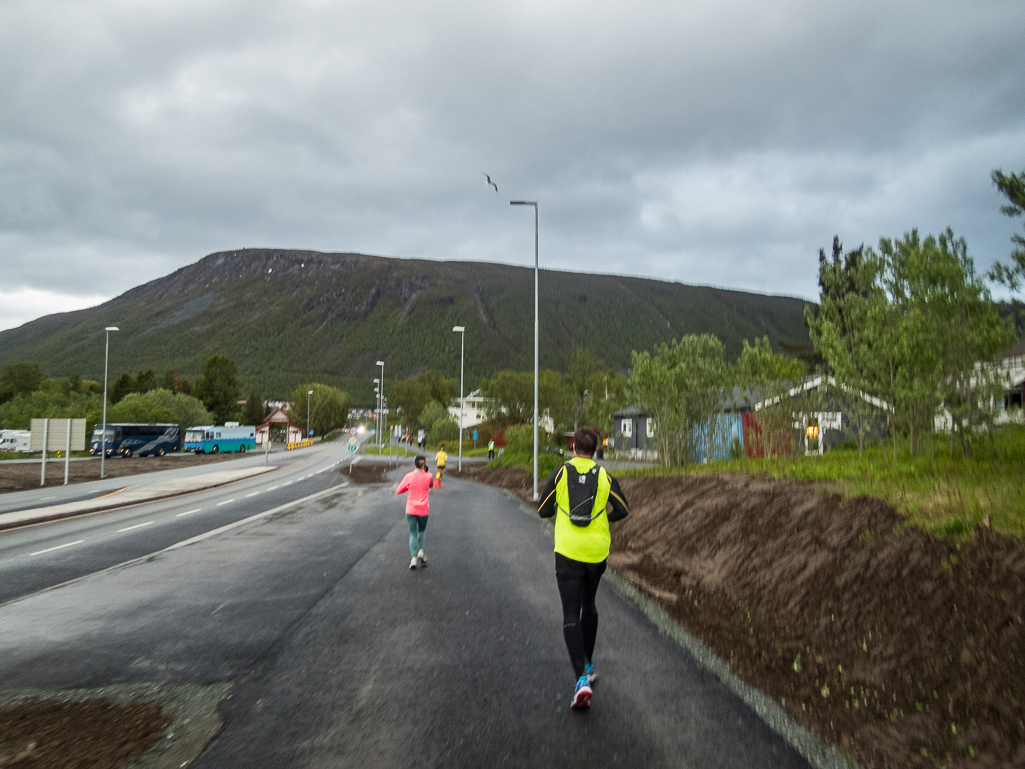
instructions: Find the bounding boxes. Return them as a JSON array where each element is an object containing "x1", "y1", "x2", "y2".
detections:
[
  {"x1": 89, "y1": 423, "x2": 182, "y2": 457},
  {"x1": 184, "y1": 424, "x2": 257, "y2": 454}
]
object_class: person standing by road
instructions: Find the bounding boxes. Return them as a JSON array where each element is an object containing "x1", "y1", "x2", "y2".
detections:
[
  {"x1": 396, "y1": 455, "x2": 435, "y2": 570},
  {"x1": 538, "y1": 426, "x2": 629, "y2": 709},
  {"x1": 434, "y1": 445, "x2": 448, "y2": 487},
  {"x1": 487, "y1": 439, "x2": 495, "y2": 460}
]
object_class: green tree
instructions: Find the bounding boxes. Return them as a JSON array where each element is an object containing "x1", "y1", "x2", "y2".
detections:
[
  {"x1": 806, "y1": 237, "x2": 888, "y2": 457},
  {"x1": 481, "y1": 370, "x2": 533, "y2": 425},
  {"x1": 162, "y1": 368, "x2": 192, "y2": 395},
  {"x1": 418, "y1": 400, "x2": 450, "y2": 431},
  {"x1": 107, "y1": 394, "x2": 175, "y2": 425},
  {"x1": 735, "y1": 337, "x2": 807, "y2": 458},
  {"x1": 429, "y1": 413, "x2": 459, "y2": 444},
  {"x1": 987, "y1": 167, "x2": 1025, "y2": 295},
  {"x1": 134, "y1": 369, "x2": 158, "y2": 394},
  {"x1": 418, "y1": 370, "x2": 456, "y2": 406},
  {"x1": 0, "y1": 361, "x2": 45, "y2": 404},
  {"x1": 0, "y1": 388, "x2": 103, "y2": 431},
  {"x1": 566, "y1": 348, "x2": 605, "y2": 430},
  {"x1": 193, "y1": 356, "x2": 241, "y2": 424},
  {"x1": 629, "y1": 335, "x2": 729, "y2": 466},
  {"x1": 390, "y1": 376, "x2": 432, "y2": 431},
  {"x1": 243, "y1": 393, "x2": 266, "y2": 426},
  {"x1": 126, "y1": 390, "x2": 214, "y2": 435},
  {"x1": 882, "y1": 229, "x2": 1014, "y2": 457},
  {"x1": 288, "y1": 384, "x2": 352, "y2": 437},
  {"x1": 110, "y1": 373, "x2": 135, "y2": 404}
]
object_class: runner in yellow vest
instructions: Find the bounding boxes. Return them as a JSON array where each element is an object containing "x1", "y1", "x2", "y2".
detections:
[
  {"x1": 538, "y1": 426, "x2": 629, "y2": 708},
  {"x1": 434, "y1": 446, "x2": 448, "y2": 488}
]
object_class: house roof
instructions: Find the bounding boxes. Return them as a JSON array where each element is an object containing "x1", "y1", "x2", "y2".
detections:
[
  {"x1": 611, "y1": 406, "x2": 648, "y2": 418},
  {"x1": 752, "y1": 374, "x2": 892, "y2": 413}
]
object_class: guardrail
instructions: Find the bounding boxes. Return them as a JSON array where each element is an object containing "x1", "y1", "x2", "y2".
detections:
[{"x1": 286, "y1": 440, "x2": 314, "y2": 450}]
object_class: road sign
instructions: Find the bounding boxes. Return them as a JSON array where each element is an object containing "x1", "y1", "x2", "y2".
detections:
[
  {"x1": 349, "y1": 427, "x2": 358, "y2": 437},
  {"x1": 30, "y1": 418, "x2": 86, "y2": 452},
  {"x1": 472, "y1": 429, "x2": 478, "y2": 441},
  {"x1": 348, "y1": 444, "x2": 358, "y2": 452}
]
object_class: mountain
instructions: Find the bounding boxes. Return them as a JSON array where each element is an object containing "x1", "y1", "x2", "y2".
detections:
[{"x1": 0, "y1": 249, "x2": 815, "y2": 401}]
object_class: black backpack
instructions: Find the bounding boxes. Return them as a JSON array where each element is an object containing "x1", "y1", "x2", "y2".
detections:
[{"x1": 561, "y1": 462, "x2": 604, "y2": 527}]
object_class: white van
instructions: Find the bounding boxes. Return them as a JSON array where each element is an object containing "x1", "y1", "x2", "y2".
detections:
[{"x1": 0, "y1": 430, "x2": 32, "y2": 453}]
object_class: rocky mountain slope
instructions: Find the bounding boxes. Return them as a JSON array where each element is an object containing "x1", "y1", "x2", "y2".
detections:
[{"x1": 0, "y1": 249, "x2": 813, "y2": 399}]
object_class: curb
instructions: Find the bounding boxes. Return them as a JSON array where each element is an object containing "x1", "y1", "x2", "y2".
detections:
[{"x1": 0, "y1": 466, "x2": 277, "y2": 532}]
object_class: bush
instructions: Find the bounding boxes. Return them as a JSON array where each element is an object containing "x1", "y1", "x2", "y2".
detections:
[
  {"x1": 504, "y1": 424, "x2": 534, "y2": 455},
  {"x1": 430, "y1": 415, "x2": 459, "y2": 444}
]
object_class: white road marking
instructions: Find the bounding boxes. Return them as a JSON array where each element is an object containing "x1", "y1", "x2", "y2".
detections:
[
  {"x1": 118, "y1": 522, "x2": 154, "y2": 532},
  {"x1": 282, "y1": 481, "x2": 293, "y2": 486},
  {"x1": 268, "y1": 486, "x2": 279, "y2": 491},
  {"x1": 216, "y1": 499, "x2": 236, "y2": 507},
  {"x1": 177, "y1": 508, "x2": 202, "y2": 517},
  {"x1": 30, "y1": 540, "x2": 84, "y2": 556},
  {"x1": 245, "y1": 491, "x2": 261, "y2": 498}
]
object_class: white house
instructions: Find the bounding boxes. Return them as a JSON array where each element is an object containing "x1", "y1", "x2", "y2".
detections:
[{"x1": 448, "y1": 389, "x2": 487, "y2": 430}]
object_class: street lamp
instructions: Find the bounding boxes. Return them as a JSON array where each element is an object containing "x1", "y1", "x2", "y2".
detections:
[
  {"x1": 100, "y1": 326, "x2": 119, "y2": 479},
  {"x1": 307, "y1": 390, "x2": 313, "y2": 441},
  {"x1": 453, "y1": 325, "x2": 465, "y2": 472},
  {"x1": 510, "y1": 200, "x2": 539, "y2": 502},
  {"x1": 377, "y1": 360, "x2": 385, "y2": 448},
  {"x1": 373, "y1": 379, "x2": 380, "y2": 444}
]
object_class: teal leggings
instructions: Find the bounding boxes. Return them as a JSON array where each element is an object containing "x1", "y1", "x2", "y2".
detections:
[{"x1": 406, "y1": 514, "x2": 428, "y2": 557}]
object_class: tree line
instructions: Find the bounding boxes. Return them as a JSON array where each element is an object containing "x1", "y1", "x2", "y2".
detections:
[{"x1": 0, "y1": 355, "x2": 353, "y2": 442}]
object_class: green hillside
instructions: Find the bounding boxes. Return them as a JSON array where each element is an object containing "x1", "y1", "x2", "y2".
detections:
[{"x1": 0, "y1": 249, "x2": 814, "y2": 402}]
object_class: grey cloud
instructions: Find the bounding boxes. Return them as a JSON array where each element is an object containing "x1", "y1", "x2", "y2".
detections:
[{"x1": 1, "y1": 0, "x2": 1023, "y2": 330}]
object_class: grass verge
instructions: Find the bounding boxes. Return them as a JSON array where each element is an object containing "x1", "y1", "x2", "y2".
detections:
[{"x1": 620, "y1": 425, "x2": 1025, "y2": 538}]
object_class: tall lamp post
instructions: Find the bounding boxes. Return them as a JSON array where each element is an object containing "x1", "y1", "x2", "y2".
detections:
[
  {"x1": 452, "y1": 325, "x2": 465, "y2": 472},
  {"x1": 306, "y1": 389, "x2": 313, "y2": 441},
  {"x1": 510, "y1": 200, "x2": 539, "y2": 501},
  {"x1": 373, "y1": 379, "x2": 380, "y2": 445},
  {"x1": 100, "y1": 326, "x2": 119, "y2": 479},
  {"x1": 377, "y1": 360, "x2": 385, "y2": 448}
]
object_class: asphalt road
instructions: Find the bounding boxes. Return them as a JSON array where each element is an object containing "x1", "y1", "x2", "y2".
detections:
[{"x1": 0, "y1": 444, "x2": 812, "y2": 768}]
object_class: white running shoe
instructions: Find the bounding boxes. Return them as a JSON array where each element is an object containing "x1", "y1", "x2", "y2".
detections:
[
  {"x1": 409, "y1": 557, "x2": 418, "y2": 570},
  {"x1": 417, "y1": 549, "x2": 428, "y2": 566}
]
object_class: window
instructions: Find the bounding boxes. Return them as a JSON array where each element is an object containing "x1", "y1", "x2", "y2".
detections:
[
  {"x1": 646, "y1": 419, "x2": 655, "y2": 438},
  {"x1": 621, "y1": 418, "x2": 633, "y2": 437}
]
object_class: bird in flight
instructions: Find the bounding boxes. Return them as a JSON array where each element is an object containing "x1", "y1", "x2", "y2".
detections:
[{"x1": 482, "y1": 173, "x2": 498, "y2": 192}]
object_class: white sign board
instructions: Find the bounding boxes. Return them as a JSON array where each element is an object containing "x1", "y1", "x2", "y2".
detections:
[{"x1": 30, "y1": 418, "x2": 87, "y2": 452}]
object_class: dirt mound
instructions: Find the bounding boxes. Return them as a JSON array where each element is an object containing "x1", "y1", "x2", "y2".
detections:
[
  {"x1": 0, "y1": 699, "x2": 170, "y2": 768},
  {"x1": 471, "y1": 467, "x2": 1025, "y2": 768},
  {"x1": 450, "y1": 466, "x2": 534, "y2": 499},
  {"x1": 339, "y1": 464, "x2": 390, "y2": 484}
]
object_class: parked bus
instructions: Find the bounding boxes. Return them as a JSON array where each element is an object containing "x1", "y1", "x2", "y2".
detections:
[
  {"x1": 89, "y1": 423, "x2": 182, "y2": 457},
  {"x1": 184, "y1": 424, "x2": 256, "y2": 454}
]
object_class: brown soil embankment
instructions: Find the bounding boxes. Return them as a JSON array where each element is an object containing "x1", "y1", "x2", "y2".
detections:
[{"x1": 461, "y1": 466, "x2": 1025, "y2": 769}]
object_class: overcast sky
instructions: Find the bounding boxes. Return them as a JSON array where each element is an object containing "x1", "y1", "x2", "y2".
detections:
[{"x1": 2, "y1": 0, "x2": 1023, "y2": 332}]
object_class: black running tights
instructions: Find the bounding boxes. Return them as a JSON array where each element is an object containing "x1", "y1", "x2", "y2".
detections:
[{"x1": 555, "y1": 553, "x2": 607, "y2": 679}]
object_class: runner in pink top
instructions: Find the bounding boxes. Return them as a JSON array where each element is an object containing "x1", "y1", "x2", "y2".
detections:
[{"x1": 396, "y1": 455, "x2": 435, "y2": 570}]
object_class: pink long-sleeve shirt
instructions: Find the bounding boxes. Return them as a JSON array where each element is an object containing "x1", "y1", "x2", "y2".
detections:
[{"x1": 396, "y1": 469, "x2": 434, "y2": 516}]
